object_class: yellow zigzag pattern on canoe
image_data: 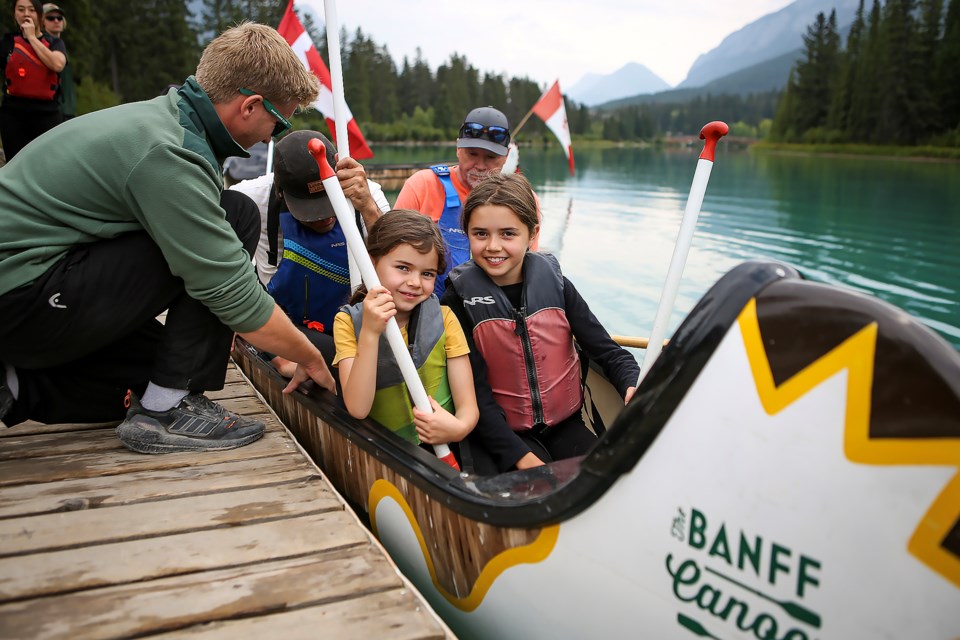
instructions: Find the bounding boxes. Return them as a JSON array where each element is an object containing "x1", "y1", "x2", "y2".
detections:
[
  {"x1": 368, "y1": 479, "x2": 559, "y2": 611},
  {"x1": 739, "y1": 298, "x2": 960, "y2": 589}
]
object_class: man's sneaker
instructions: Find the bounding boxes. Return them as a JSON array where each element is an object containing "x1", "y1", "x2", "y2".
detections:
[{"x1": 116, "y1": 393, "x2": 265, "y2": 454}]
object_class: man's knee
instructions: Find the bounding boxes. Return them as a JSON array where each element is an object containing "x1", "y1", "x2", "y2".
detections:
[{"x1": 221, "y1": 190, "x2": 261, "y2": 255}]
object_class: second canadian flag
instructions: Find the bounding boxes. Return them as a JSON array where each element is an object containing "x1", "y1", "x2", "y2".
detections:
[{"x1": 531, "y1": 80, "x2": 575, "y2": 176}]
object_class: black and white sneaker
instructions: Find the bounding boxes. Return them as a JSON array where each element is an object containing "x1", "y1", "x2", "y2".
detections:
[{"x1": 116, "y1": 392, "x2": 265, "y2": 454}]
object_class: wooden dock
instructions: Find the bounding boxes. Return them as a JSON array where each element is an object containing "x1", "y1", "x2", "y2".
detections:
[{"x1": 0, "y1": 365, "x2": 454, "y2": 639}]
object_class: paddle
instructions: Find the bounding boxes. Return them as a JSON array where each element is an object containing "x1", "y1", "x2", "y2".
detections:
[
  {"x1": 323, "y1": 0, "x2": 362, "y2": 291},
  {"x1": 704, "y1": 566, "x2": 821, "y2": 628},
  {"x1": 308, "y1": 139, "x2": 460, "y2": 471},
  {"x1": 637, "y1": 121, "x2": 728, "y2": 385},
  {"x1": 610, "y1": 335, "x2": 669, "y2": 349}
]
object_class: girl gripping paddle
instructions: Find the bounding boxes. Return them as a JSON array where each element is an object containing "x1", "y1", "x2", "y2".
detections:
[
  {"x1": 333, "y1": 210, "x2": 479, "y2": 451},
  {"x1": 442, "y1": 173, "x2": 639, "y2": 474}
]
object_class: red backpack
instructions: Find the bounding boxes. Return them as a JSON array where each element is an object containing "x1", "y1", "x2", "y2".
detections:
[{"x1": 4, "y1": 35, "x2": 59, "y2": 101}]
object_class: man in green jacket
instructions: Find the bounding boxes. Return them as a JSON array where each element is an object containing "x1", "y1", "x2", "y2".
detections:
[{"x1": 0, "y1": 23, "x2": 335, "y2": 454}]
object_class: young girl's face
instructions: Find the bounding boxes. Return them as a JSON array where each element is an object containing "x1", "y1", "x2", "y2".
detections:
[
  {"x1": 467, "y1": 204, "x2": 539, "y2": 286},
  {"x1": 374, "y1": 243, "x2": 439, "y2": 316}
]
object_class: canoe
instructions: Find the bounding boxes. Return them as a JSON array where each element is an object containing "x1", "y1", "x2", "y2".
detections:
[{"x1": 232, "y1": 259, "x2": 960, "y2": 639}]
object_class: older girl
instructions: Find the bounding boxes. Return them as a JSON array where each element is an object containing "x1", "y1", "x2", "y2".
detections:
[
  {"x1": 333, "y1": 210, "x2": 478, "y2": 450},
  {"x1": 1, "y1": 0, "x2": 66, "y2": 160},
  {"x1": 442, "y1": 173, "x2": 639, "y2": 475}
]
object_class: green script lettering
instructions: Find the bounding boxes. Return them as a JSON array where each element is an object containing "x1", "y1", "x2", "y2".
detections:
[
  {"x1": 769, "y1": 543, "x2": 792, "y2": 586},
  {"x1": 665, "y1": 554, "x2": 812, "y2": 640},
  {"x1": 738, "y1": 532, "x2": 763, "y2": 576},
  {"x1": 749, "y1": 612, "x2": 781, "y2": 640},
  {"x1": 690, "y1": 508, "x2": 707, "y2": 549},
  {"x1": 697, "y1": 584, "x2": 723, "y2": 612},
  {"x1": 718, "y1": 595, "x2": 750, "y2": 627},
  {"x1": 666, "y1": 554, "x2": 701, "y2": 602},
  {"x1": 797, "y1": 555, "x2": 821, "y2": 598},
  {"x1": 709, "y1": 524, "x2": 733, "y2": 563}
]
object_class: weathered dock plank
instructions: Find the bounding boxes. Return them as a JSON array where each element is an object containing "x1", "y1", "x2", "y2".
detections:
[
  {"x1": 0, "y1": 363, "x2": 454, "y2": 639},
  {"x1": 0, "y1": 481, "x2": 343, "y2": 555},
  {"x1": 0, "y1": 548, "x2": 406, "y2": 640},
  {"x1": 0, "y1": 452, "x2": 315, "y2": 519}
]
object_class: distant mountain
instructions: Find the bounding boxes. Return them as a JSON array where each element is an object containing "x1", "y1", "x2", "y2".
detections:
[
  {"x1": 595, "y1": 49, "x2": 801, "y2": 110},
  {"x1": 566, "y1": 63, "x2": 670, "y2": 106},
  {"x1": 677, "y1": 0, "x2": 860, "y2": 89}
]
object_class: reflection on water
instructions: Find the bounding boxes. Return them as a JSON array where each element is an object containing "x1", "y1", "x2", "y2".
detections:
[{"x1": 372, "y1": 144, "x2": 960, "y2": 349}]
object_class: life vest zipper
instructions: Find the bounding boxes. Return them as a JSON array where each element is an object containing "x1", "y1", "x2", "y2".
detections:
[{"x1": 514, "y1": 306, "x2": 544, "y2": 426}]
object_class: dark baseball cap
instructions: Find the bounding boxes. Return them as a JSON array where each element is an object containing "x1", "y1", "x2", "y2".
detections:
[
  {"x1": 273, "y1": 130, "x2": 338, "y2": 222},
  {"x1": 456, "y1": 106, "x2": 511, "y2": 156}
]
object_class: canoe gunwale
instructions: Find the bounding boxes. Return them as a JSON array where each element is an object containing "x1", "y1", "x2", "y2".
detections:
[{"x1": 235, "y1": 261, "x2": 800, "y2": 528}]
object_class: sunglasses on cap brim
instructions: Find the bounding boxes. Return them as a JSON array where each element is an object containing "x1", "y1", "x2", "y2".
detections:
[{"x1": 459, "y1": 122, "x2": 510, "y2": 145}]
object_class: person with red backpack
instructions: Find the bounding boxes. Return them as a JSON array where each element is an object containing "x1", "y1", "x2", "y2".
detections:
[{"x1": 1, "y1": 0, "x2": 65, "y2": 161}]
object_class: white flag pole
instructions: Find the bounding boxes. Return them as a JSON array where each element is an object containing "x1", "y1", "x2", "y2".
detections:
[
  {"x1": 637, "y1": 121, "x2": 728, "y2": 385},
  {"x1": 322, "y1": 0, "x2": 362, "y2": 291},
  {"x1": 265, "y1": 139, "x2": 275, "y2": 175},
  {"x1": 309, "y1": 139, "x2": 461, "y2": 471}
]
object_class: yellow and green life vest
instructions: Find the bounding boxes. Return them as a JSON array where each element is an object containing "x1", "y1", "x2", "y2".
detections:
[{"x1": 343, "y1": 295, "x2": 454, "y2": 444}]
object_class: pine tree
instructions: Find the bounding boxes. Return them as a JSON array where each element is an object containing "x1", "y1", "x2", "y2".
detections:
[
  {"x1": 368, "y1": 42, "x2": 399, "y2": 123},
  {"x1": 435, "y1": 54, "x2": 480, "y2": 129},
  {"x1": 198, "y1": 0, "x2": 283, "y2": 37},
  {"x1": 915, "y1": 0, "x2": 945, "y2": 137},
  {"x1": 848, "y1": 0, "x2": 885, "y2": 141},
  {"x1": 879, "y1": 0, "x2": 924, "y2": 143},
  {"x1": 938, "y1": 0, "x2": 960, "y2": 131},
  {"x1": 771, "y1": 71, "x2": 799, "y2": 141},
  {"x1": 828, "y1": 0, "x2": 866, "y2": 135},
  {"x1": 397, "y1": 49, "x2": 435, "y2": 117},
  {"x1": 479, "y1": 73, "x2": 508, "y2": 113},
  {"x1": 792, "y1": 11, "x2": 842, "y2": 137},
  {"x1": 343, "y1": 29, "x2": 373, "y2": 123}
]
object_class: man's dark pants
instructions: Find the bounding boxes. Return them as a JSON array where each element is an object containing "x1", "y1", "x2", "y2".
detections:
[{"x1": 0, "y1": 191, "x2": 261, "y2": 426}]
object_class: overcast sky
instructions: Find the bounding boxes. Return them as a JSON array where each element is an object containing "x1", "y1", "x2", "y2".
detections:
[{"x1": 298, "y1": 0, "x2": 795, "y2": 90}]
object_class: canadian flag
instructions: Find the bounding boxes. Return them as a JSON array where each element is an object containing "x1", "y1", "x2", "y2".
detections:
[
  {"x1": 531, "y1": 80, "x2": 574, "y2": 176},
  {"x1": 277, "y1": 0, "x2": 374, "y2": 159}
]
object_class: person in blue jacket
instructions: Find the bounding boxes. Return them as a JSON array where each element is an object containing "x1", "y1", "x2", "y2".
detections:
[{"x1": 230, "y1": 130, "x2": 390, "y2": 373}]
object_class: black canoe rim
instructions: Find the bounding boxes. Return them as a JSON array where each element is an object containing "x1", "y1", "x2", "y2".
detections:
[{"x1": 239, "y1": 260, "x2": 800, "y2": 527}]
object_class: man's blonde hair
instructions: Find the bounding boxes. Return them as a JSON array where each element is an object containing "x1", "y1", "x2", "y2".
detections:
[{"x1": 196, "y1": 22, "x2": 319, "y2": 107}]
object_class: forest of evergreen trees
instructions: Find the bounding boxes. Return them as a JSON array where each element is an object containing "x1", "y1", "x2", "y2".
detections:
[
  {"x1": 3, "y1": 0, "x2": 956, "y2": 146},
  {"x1": 772, "y1": 0, "x2": 960, "y2": 145}
]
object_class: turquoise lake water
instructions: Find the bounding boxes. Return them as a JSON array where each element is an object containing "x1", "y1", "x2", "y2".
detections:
[{"x1": 372, "y1": 144, "x2": 960, "y2": 350}]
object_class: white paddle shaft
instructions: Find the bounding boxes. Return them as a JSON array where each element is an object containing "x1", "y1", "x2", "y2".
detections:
[
  {"x1": 314, "y1": 155, "x2": 455, "y2": 466},
  {"x1": 637, "y1": 157, "x2": 714, "y2": 384},
  {"x1": 323, "y1": 0, "x2": 361, "y2": 291}
]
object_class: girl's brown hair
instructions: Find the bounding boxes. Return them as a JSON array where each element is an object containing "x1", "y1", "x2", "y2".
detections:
[
  {"x1": 461, "y1": 173, "x2": 538, "y2": 234},
  {"x1": 348, "y1": 209, "x2": 447, "y2": 304}
]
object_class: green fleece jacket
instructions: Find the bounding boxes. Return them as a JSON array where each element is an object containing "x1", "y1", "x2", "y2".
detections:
[{"x1": 0, "y1": 76, "x2": 274, "y2": 333}]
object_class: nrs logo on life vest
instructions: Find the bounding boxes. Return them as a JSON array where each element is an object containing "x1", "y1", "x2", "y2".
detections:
[
  {"x1": 463, "y1": 296, "x2": 495, "y2": 306},
  {"x1": 666, "y1": 506, "x2": 823, "y2": 640}
]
